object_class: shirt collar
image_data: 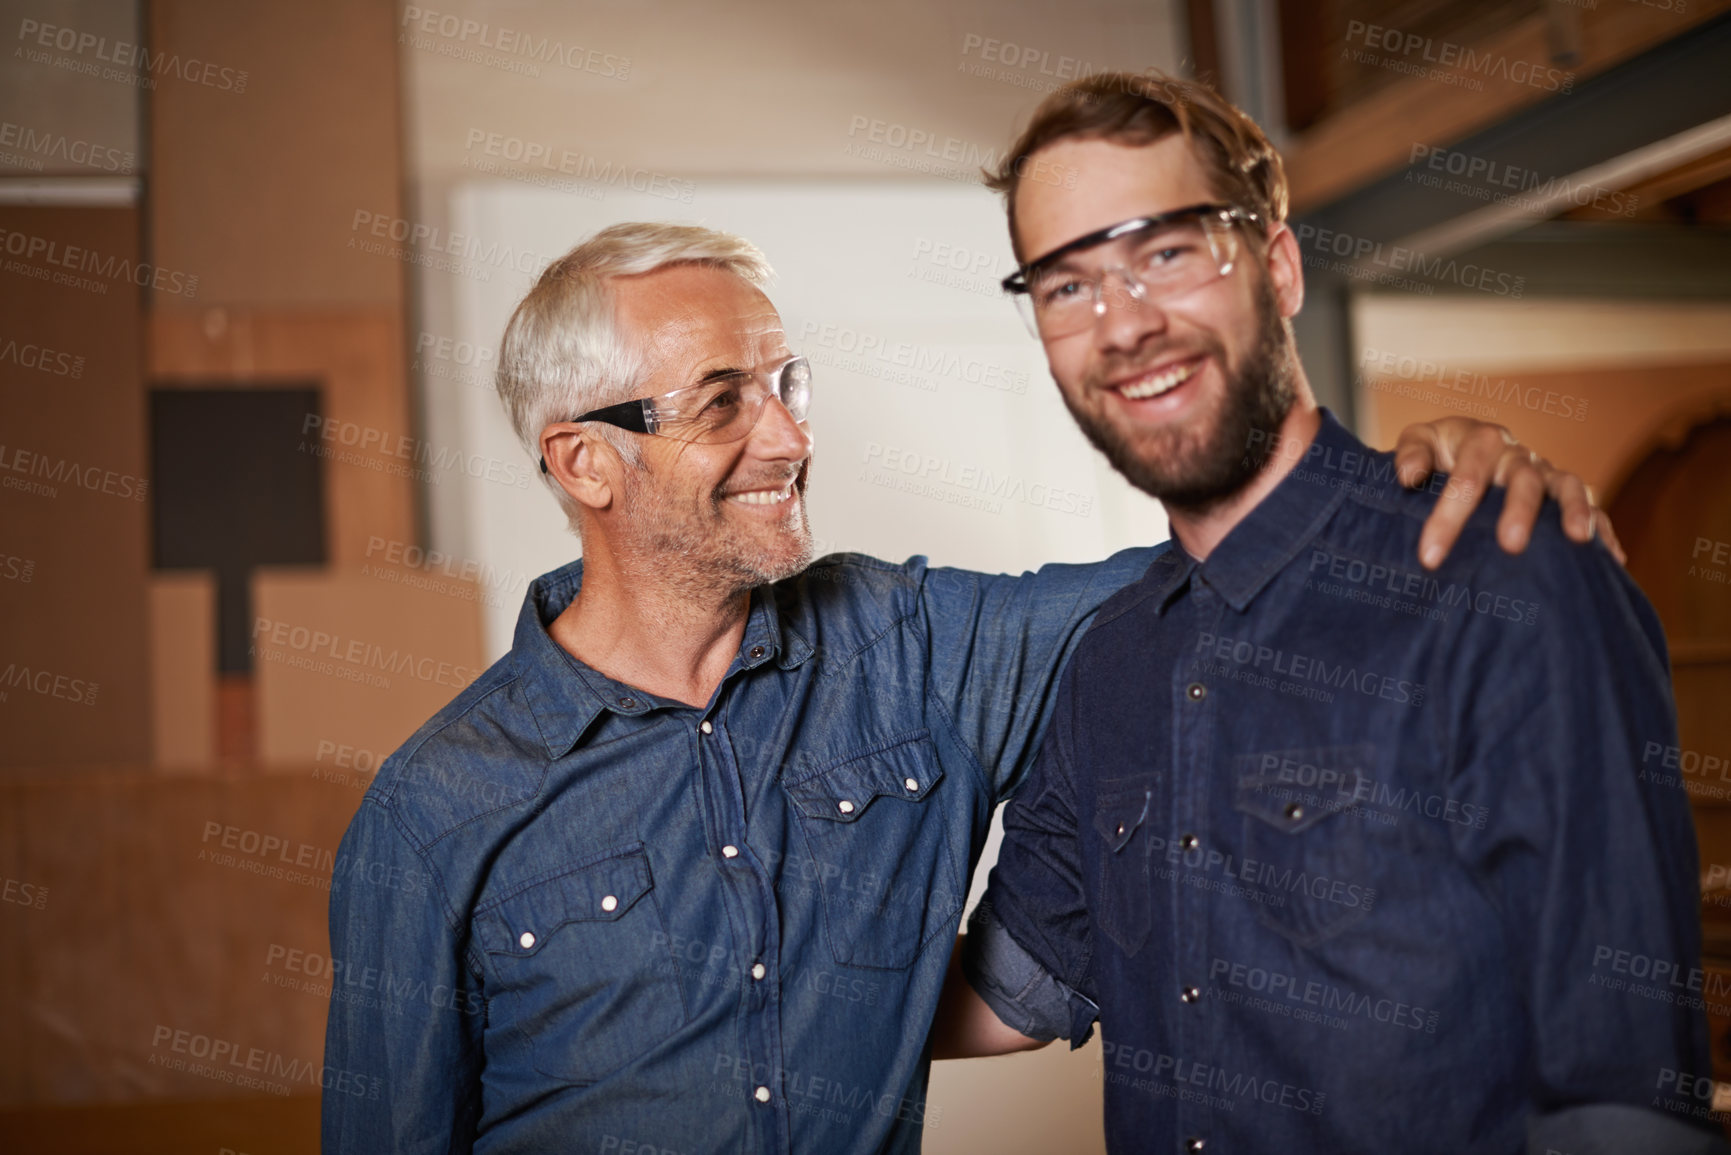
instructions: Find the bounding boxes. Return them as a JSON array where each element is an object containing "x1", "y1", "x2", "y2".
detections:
[
  {"x1": 1188, "y1": 407, "x2": 1361, "y2": 613},
  {"x1": 512, "y1": 558, "x2": 813, "y2": 759},
  {"x1": 1146, "y1": 408, "x2": 1365, "y2": 615},
  {"x1": 1140, "y1": 544, "x2": 1198, "y2": 616}
]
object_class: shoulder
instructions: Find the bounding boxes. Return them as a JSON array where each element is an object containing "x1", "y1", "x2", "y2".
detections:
[
  {"x1": 1075, "y1": 544, "x2": 1184, "y2": 643},
  {"x1": 362, "y1": 653, "x2": 548, "y2": 847},
  {"x1": 1461, "y1": 494, "x2": 1665, "y2": 662},
  {"x1": 1329, "y1": 478, "x2": 1666, "y2": 679},
  {"x1": 772, "y1": 552, "x2": 928, "y2": 656}
]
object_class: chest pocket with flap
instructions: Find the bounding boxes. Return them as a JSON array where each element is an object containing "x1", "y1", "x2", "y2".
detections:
[
  {"x1": 782, "y1": 730, "x2": 961, "y2": 970},
  {"x1": 475, "y1": 843, "x2": 685, "y2": 1085}
]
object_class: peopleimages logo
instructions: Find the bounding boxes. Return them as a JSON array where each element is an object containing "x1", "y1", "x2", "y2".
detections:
[
  {"x1": 1407, "y1": 144, "x2": 1638, "y2": 217},
  {"x1": 0, "y1": 119, "x2": 134, "y2": 172},
  {"x1": 801, "y1": 321, "x2": 1028, "y2": 395},
  {"x1": 300, "y1": 413, "x2": 533, "y2": 490},
  {"x1": 0, "y1": 661, "x2": 99, "y2": 706},
  {"x1": 398, "y1": 7, "x2": 630, "y2": 79},
  {"x1": 1097, "y1": 1041, "x2": 1327, "y2": 1115},
  {"x1": 1343, "y1": 19, "x2": 1573, "y2": 94},
  {"x1": 1209, "y1": 957, "x2": 1440, "y2": 1034},
  {"x1": 1358, "y1": 346, "x2": 1589, "y2": 424},
  {"x1": 348, "y1": 210, "x2": 563, "y2": 283},
  {"x1": 1306, "y1": 547, "x2": 1542, "y2": 627},
  {"x1": 843, "y1": 115, "x2": 1076, "y2": 188},
  {"x1": 859, "y1": 442, "x2": 1093, "y2": 518},
  {"x1": 250, "y1": 615, "x2": 481, "y2": 691},
  {"x1": 461, "y1": 130, "x2": 695, "y2": 203},
  {"x1": 15, "y1": 18, "x2": 250, "y2": 92},
  {"x1": 1294, "y1": 223, "x2": 1524, "y2": 298},
  {"x1": 149, "y1": 1025, "x2": 379, "y2": 1098},
  {"x1": 0, "y1": 443, "x2": 149, "y2": 502},
  {"x1": 0, "y1": 226, "x2": 199, "y2": 297},
  {"x1": 1195, "y1": 630, "x2": 1427, "y2": 708},
  {"x1": 0, "y1": 334, "x2": 85, "y2": 379}
]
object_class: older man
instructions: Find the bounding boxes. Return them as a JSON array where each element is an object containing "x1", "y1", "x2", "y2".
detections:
[
  {"x1": 939, "y1": 71, "x2": 1717, "y2": 1155},
  {"x1": 321, "y1": 221, "x2": 1603, "y2": 1154}
]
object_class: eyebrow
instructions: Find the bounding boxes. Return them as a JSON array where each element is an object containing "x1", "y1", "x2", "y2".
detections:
[
  {"x1": 1037, "y1": 254, "x2": 1091, "y2": 278},
  {"x1": 692, "y1": 352, "x2": 798, "y2": 386}
]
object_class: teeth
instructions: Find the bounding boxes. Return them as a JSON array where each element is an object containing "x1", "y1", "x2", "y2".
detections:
[
  {"x1": 728, "y1": 487, "x2": 792, "y2": 506},
  {"x1": 1120, "y1": 360, "x2": 1199, "y2": 400}
]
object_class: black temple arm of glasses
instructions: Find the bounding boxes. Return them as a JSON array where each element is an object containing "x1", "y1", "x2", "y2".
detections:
[{"x1": 538, "y1": 399, "x2": 651, "y2": 473}]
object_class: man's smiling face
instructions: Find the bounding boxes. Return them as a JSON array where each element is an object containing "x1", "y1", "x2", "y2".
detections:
[
  {"x1": 608, "y1": 263, "x2": 815, "y2": 593},
  {"x1": 1014, "y1": 134, "x2": 1299, "y2": 512}
]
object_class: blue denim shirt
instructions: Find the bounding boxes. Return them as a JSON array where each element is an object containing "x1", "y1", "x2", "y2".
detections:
[
  {"x1": 966, "y1": 412, "x2": 1715, "y2": 1154},
  {"x1": 321, "y1": 545, "x2": 1160, "y2": 1154}
]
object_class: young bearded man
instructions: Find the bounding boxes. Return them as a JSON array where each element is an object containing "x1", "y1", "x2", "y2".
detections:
[
  {"x1": 937, "y1": 72, "x2": 1719, "y2": 1155},
  {"x1": 321, "y1": 220, "x2": 1611, "y2": 1154}
]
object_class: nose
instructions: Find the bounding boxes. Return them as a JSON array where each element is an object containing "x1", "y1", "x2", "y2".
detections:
[
  {"x1": 747, "y1": 391, "x2": 813, "y2": 462},
  {"x1": 1093, "y1": 267, "x2": 1168, "y2": 352}
]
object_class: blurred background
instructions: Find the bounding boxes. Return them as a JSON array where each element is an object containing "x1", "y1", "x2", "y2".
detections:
[{"x1": 1, "y1": 0, "x2": 1729, "y2": 1151}]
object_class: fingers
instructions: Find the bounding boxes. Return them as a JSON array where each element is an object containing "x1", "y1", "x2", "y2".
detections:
[
  {"x1": 1400, "y1": 412, "x2": 1619, "y2": 568},
  {"x1": 1546, "y1": 469, "x2": 1596, "y2": 544},
  {"x1": 1416, "y1": 426, "x2": 1506, "y2": 569},
  {"x1": 1417, "y1": 498, "x2": 1467, "y2": 570},
  {"x1": 1455, "y1": 424, "x2": 1517, "y2": 491},
  {"x1": 1393, "y1": 422, "x2": 1445, "y2": 488},
  {"x1": 1494, "y1": 453, "x2": 1546, "y2": 555}
]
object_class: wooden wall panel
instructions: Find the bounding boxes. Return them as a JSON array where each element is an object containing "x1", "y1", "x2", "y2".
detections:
[
  {"x1": 149, "y1": 0, "x2": 404, "y2": 309},
  {"x1": 252, "y1": 567, "x2": 486, "y2": 767},
  {"x1": 0, "y1": 205, "x2": 151, "y2": 768},
  {"x1": 0, "y1": 773, "x2": 360, "y2": 1108}
]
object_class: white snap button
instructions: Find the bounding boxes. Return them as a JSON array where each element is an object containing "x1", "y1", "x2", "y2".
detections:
[
  {"x1": 752, "y1": 962, "x2": 766, "y2": 980},
  {"x1": 904, "y1": 777, "x2": 919, "y2": 791},
  {"x1": 754, "y1": 1086, "x2": 771, "y2": 1103},
  {"x1": 700, "y1": 720, "x2": 713, "y2": 734},
  {"x1": 601, "y1": 894, "x2": 618, "y2": 912},
  {"x1": 837, "y1": 800, "x2": 855, "y2": 814},
  {"x1": 519, "y1": 931, "x2": 535, "y2": 949},
  {"x1": 722, "y1": 845, "x2": 739, "y2": 858}
]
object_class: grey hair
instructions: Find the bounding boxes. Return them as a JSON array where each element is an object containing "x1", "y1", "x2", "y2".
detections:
[{"x1": 495, "y1": 221, "x2": 776, "y2": 519}]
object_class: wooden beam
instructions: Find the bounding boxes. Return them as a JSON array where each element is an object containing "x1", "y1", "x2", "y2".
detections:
[
  {"x1": 1285, "y1": 0, "x2": 1731, "y2": 213},
  {"x1": 1565, "y1": 142, "x2": 1731, "y2": 219}
]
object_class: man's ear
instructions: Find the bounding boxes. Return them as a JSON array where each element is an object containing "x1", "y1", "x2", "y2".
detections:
[
  {"x1": 540, "y1": 425, "x2": 616, "y2": 512},
  {"x1": 1262, "y1": 223, "x2": 1305, "y2": 320}
]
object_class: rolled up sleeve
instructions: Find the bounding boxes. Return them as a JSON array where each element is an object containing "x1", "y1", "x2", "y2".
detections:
[{"x1": 964, "y1": 667, "x2": 1100, "y2": 1046}]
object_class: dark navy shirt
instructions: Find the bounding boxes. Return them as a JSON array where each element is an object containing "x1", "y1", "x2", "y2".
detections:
[
  {"x1": 321, "y1": 545, "x2": 1160, "y2": 1155},
  {"x1": 966, "y1": 412, "x2": 1715, "y2": 1154}
]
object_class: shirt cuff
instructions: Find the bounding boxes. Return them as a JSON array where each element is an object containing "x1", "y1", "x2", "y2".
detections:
[{"x1": 962, "y1": 903, "x2": 1098, "y2": 1049}]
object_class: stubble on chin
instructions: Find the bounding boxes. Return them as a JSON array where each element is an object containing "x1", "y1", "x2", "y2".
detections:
[
  {"x1": 1062, "y1": 284, "x2": 1295, "y2": 514},
  {"x1": 737, "y1": 495, "x2": 814, "y2": 589}
]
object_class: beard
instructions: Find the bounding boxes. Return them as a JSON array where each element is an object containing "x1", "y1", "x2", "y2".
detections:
[
  {"x1": 620, "y1": 458, "x2": 815, "y2": 599},
  {"x1": 1060, "y1": 276, "x2": 1297, "y2": 515}
]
